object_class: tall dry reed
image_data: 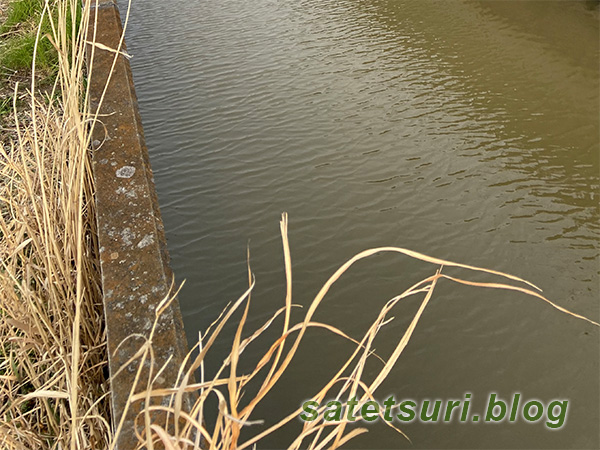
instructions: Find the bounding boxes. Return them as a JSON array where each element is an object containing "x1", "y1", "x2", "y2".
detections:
[{"x1": 0, "y1": 1, "x2": 111, "y2": 449}]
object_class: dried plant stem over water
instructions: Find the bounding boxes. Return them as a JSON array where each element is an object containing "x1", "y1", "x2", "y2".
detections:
[{"x1": 126, "y1": 213, "x2": 598, "y2": 450}]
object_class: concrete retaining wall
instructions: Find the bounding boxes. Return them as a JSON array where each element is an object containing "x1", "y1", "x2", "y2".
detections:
[{"x1": 86, "y1": 2, "x2": 194, "y2": 448}]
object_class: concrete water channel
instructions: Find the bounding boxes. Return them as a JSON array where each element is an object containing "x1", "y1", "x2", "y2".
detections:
[{"x1": 90, "y1": 0, "x2": 599, "y2": 448}]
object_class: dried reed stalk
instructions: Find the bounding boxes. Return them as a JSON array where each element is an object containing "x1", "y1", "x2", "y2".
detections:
[{"x1": 126, "y1": 213, "x2": 598, "y2": 450}]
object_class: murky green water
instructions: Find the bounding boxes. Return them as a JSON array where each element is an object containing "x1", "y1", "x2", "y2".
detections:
[{"x1": 124, "y1": 0, "x2": 598, "y2": 448}]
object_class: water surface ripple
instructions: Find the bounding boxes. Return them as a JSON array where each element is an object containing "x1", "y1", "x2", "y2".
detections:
[{"x1": 125, "y1": 0, "x2": 598, "y2": 448}]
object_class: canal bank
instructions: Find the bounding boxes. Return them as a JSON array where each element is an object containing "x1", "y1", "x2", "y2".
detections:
[
  {"x1": 1, "y1": 1, "x2": 195, "y2": 448},
  {"x1": 86, "y1": 1, "x2": 194, "y2": 448}
]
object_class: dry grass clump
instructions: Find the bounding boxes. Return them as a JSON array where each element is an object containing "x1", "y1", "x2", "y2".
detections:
[
  {"x1": 125, "y1": 214, "x2": 598, "y2": 450},
  {"x1": 0, "y1": 1, "x2": 111, "y2": 449}
]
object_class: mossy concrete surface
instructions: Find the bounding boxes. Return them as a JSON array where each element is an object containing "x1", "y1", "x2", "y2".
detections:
[{"x1": 86, "y1": 1, "x2": 194, "y2": 448}]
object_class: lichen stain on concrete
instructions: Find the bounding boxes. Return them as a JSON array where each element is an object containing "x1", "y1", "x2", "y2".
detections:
[
  {"x1": 116, "y1": 185, "x2": 138, "y2": 198},
  {"x1": 121, "y1": 227, "x2": 136, "y2": 246},
  {"x1": 87, "y1": 3, "x2": 195, "y2": 444},
  {"x1": 116, "y1": 165, "x2": 136, "y2": 178},
  {"x1": 151, "y1": 285, "x2": 162, "y2": 294}
]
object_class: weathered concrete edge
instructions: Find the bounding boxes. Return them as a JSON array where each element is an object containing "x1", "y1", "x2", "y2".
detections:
[{"x1": 86, "y1": 2, "x2": 193, "y2": 448}]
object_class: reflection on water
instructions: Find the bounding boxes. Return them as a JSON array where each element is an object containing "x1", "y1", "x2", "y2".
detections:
[{"x1": 124, "y1": 0, "x2": 598, "y2": 448}]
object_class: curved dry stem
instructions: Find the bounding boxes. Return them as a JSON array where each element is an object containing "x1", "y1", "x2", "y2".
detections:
[{"x1": 121, "y1": 213, "x2": 598, "y2": 450}]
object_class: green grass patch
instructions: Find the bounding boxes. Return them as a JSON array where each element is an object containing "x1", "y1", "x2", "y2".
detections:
[
  {"x1": 0, "y1": 95, "x2": 12, "y2": 118},
  {"x1": 1, "y1": 31, "x2": 56, "y2": 72},
  {"x1": 1, "y1": 0, "x2": 44, "y2": 32},
  {"x1": 0, "y1": 0, "x2": 58, "y2": 79}
]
